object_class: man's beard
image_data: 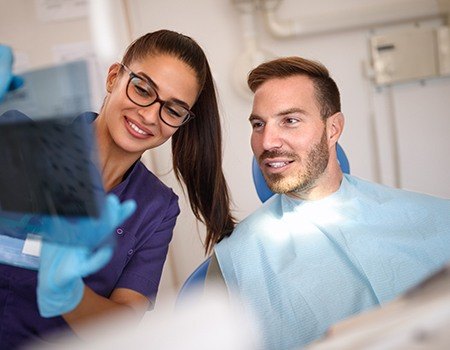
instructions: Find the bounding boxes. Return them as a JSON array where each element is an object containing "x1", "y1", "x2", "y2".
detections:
[{"x1": 263, "y1": 129, "x2": 330, "y2": 195}]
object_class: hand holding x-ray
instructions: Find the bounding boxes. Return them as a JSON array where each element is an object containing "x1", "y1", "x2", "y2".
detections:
[{"x1": 37, "y1": 194, "x2": 136, "y2": 317}]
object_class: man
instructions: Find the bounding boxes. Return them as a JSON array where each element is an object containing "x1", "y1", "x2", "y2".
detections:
[{"x1": 211, "y1": 56, "x2": 450, "y2": 350}]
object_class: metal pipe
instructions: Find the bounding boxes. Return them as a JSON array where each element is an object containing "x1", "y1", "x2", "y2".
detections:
[
  {"x1": 261, "y1": 0, "x2": 446, "y2": 38},
  {"x1": 231, "y1": 0, "x2": 276, "y2": 98},
  {"x1": 88, "y1": 0, "x2": 131, "y2": 70}
]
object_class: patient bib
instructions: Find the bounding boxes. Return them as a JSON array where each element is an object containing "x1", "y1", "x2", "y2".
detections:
[{"x1": 215, "y1": 174, "x2": 450, "y2": 350}]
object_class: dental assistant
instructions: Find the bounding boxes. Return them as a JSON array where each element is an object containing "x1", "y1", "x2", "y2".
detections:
[{"x1": 0, "y1": 30, "x2": 235, "y2": 348}]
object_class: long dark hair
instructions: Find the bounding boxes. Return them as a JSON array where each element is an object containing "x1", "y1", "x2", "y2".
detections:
[{"x1": 122, "y1": 30, "x2": 236, "y2": 254}]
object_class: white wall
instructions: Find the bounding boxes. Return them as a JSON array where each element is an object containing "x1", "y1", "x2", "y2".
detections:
[
  {"x1": 0, "y1": 1, "x2": 91, "y2": 68},
  {"x1": 2, "y1": 0, "x2": 450, "y2": 308}
]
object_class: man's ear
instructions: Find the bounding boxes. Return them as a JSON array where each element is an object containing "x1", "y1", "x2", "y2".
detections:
[
  {"x1": 106, "y1": 63, "x2": 121, "y2": 93},
  {"x1": 327, "y1": 112, "x2": 345, "y2": 146}
]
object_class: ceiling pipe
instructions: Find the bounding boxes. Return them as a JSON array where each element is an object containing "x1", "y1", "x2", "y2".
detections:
[
  {"x1": 88, "y1": 0, "x2": 132, "y2": 73},
  {"x1": 231, "y1": 0, "x2": 276, "y2": 99},
  {"x1": 260, "y1": 0, "x2": 448, "y2": 38}
]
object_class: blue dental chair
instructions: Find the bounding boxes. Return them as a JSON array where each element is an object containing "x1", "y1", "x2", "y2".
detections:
[{"x1": 176, "y1": 144, "x2": 350, "y2": 303}]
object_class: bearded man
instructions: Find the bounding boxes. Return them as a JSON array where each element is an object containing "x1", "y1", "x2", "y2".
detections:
[{"x1": 210, "y1": 56, "x2": 450, "y2": 350}]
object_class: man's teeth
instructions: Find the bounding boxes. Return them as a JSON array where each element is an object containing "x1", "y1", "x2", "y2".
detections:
[
  {"x1": 269, "y1": 162, "x2": 289, "y2": 168},
  {"x1": 128, "y1": 121, "x2": 148, "y2": 135}
]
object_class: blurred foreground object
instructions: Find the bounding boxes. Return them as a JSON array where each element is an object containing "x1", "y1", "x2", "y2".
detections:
[
  {"x1": 0, "y1": 110, "x2": 104, "y2": 219},
  {"x1": 307, "y1": 262, "x2": 450, "y2": 349},
  {"x1": 0, "y1": 59, "x2": 99, "y2": 218},
  {"x1": 0, "y1": 60, "x2": 104, "y2": 269},
  {"x1": 27, "y1": 285, "x2": 261, "y2": 350}
]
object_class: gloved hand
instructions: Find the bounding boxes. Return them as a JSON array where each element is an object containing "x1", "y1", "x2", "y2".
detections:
[
  {"x1": 0, "y1": 44, "x2": 24, "y2": 101},
  {"x1": 37, "y1": 194, "x2": 136, "y2": 318}
]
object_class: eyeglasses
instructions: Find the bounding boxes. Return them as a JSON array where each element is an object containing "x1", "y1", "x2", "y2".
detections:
[{"x1": 120, "y1": 64, "x2": 195, "y2": 128}]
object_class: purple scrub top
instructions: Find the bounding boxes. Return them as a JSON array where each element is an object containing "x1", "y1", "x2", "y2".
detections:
[{"x1": 0, "y1": 112, "x2": 180, "y2": 348}]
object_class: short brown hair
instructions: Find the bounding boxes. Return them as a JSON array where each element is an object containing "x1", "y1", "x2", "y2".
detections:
[{"x1": 248, "y1": 56, "x2": 341, "y2": 119}]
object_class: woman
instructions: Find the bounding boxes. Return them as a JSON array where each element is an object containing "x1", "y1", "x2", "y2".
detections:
[{"x1": 0, "y1": 30, "x2": 235, "y2": 348}]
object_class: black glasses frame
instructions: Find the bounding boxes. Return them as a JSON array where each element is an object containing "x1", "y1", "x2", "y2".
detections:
[{"x1": 120, "y1": 64, "x2": 195, "y2": 128}]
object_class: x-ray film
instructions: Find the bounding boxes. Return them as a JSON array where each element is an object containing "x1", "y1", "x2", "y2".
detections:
[{"x1": 0, "y1": 60, "x2": 104, "y2": 218}]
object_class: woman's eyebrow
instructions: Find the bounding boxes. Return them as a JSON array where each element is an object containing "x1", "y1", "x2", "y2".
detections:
[{"x1": 136, "y1": 71, "x2": 158, "y2": 90}]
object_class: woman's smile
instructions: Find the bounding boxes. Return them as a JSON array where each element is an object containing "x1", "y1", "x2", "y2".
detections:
[{"x1": 124, "y1": 116, "x2": 153, "y2": 139}]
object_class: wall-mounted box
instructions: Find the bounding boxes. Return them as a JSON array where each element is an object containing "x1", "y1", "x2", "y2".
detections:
[
  {"x1": 437, "y1": 26, "x2": 450, "y2": 75},
  {"x1": 370, "y1": 27, "x2": 438, "y2": 85}
]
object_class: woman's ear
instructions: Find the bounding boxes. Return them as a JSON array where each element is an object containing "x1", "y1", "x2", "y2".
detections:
[
  {"x1": 327, "y1": 112, "x2": 345, "y2": 146},
  {"x1": 106, "y1": 63, "x2": 121, "y2": 93}
]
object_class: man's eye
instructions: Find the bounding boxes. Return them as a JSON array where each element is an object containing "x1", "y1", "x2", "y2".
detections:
[
  {"x1": 284, "y1": 118, "x2": 299, "y2": 125},
  {"x1": 251, "y1": 121, "x2": 264, "y2": 129}
]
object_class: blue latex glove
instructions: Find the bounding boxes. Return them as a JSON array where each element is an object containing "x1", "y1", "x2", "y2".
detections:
[
  {"x1": 37, "y1": 194, "x2": 136, "y2": 318},
  {"x1": 0, "y1": 44, "x2": 24, "y2": 101}
]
